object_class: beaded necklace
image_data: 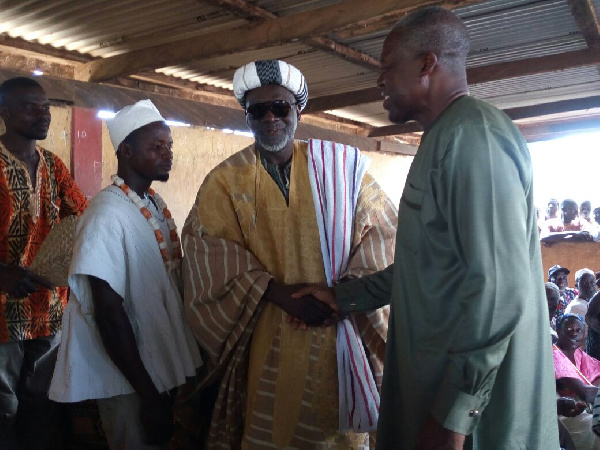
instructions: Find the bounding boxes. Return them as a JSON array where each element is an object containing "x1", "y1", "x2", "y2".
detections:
[{"x1": 111, "y1": 175, "x2": 182, "y2": 271}]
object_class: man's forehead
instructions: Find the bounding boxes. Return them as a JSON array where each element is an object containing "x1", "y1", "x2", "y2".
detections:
[
  {"x1": 245, "y1": 85, "x2": 294, "y2": 104},
  {"x1": 137, "y1": 121, "x2": 171, "y2": 139},
  {"x1": 6, "y1": 86, "x2": 48, "y2": 104},
  {"x1": 381, "y1": 31, "x2": 407, "y2": 57}
]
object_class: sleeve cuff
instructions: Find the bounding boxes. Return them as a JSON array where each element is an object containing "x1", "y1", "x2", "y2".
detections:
[
  {"x1": 430, "y1": 376, "x2": 489, "y2": 435},
  {"x1": 334, "y1": 279, "x2": 376, "y2": 313}
]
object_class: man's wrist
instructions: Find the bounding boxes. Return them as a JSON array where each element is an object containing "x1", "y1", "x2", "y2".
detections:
[{"x1": 262, "y1": 279, "x2": 280, "y2": 305}]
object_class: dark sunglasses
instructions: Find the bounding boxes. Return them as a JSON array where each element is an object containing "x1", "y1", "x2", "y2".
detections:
[{"x1": 245, "y1": 100, "x2": 297, "y2": 120}]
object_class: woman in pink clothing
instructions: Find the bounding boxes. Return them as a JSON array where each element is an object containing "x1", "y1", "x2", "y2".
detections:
[
  {"x1": 554, "y1": 313, "x2": 600, "y2": 449},
  {"x1": 554, "y1": 314, "x2": 600, "y2": 398}
]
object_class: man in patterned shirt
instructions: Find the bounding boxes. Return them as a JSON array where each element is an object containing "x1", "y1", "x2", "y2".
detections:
[{"x1": 0, "y1": 77, "x2": 87, "y2": 449}]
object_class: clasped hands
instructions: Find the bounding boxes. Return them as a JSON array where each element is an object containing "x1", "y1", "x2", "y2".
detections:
[
  {"x1": 263, "y1": 281, "x2": 339, "y2": 329},
  {"x1": 0, "y1": 263, "x2": 54, "y2": 298}
]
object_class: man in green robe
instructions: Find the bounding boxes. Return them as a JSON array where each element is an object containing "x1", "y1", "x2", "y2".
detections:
[{"x1": 296, "y1": 6, "x2": 560, "y2": 449}]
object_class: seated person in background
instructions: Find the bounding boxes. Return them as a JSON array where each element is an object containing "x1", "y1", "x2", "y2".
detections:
[
  {"x1": 554, "y1": 314, "x2": 600, "y2": 449},
  {"x1": 548, "y1": 292, "x2": 583, "y2": 450},
  {"x1": 541, "y1": 199, "x2": 592, "y2": 243},
  {"x1": 547, "y1": 281, "x2": 561, "y2": 340},
  {"x1": 567, "y1": 268, "x2": 596, "y2": 317},
  {"x1": 563, "y1": 199, "x2": 590, "y2": 231},
  {"x1": 581, "y1": 201, "x2": 593, "y2": 224},
  {"x1": 550, "y1": 265, "x2": 578, "y2": 322},
  {"x1": 587, "y1": 290, "x2": 600, "y2": 360},
  {"x1": 545, "y1": 198, "x2": 563, "y2": 229},
  {"x1": 566, "y1": 269, "x2": 596, "y2": 347},
  {"x1": 591, "y1": 208, "x2": 600, "y2": 240},
  {"x1": 554, "y1": 314, "x2": 600, "y2": 399}
]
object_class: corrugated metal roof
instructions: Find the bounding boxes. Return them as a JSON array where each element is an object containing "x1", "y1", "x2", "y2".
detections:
[
  {"x1": 162, "y1": 43, "x2": 377, "y2": 96},
  {"x1": 0, "y1": 0, "x2": 241, "y2": 57},
  {"x1": 470, "y1": 66, "x2": 600, "y2": 99},
  {"x1": 329, "y1": 101, "x2": 390, "y2": 127},
  {"x1": 330, "y1": 67, "x2": 600, "y2": 127},
  {"x1": 0, "y1": 0, "x2": 596, "y2": 132},
  {"x1": 341, "y1": 0, "x2": 584, "y2": 66},
  {"x1": 256, "y1": 0, "x2": 345, "y2": 17},
  {"x1": 463, "y1": 1, "x2": 580, "y2": 57}
]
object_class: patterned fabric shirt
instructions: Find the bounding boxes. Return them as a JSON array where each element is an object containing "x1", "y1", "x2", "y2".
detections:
[
  {"x1": 554, "y1": 287, "x2": 577, "y2": 323},
  {"x1": 0, "y1": 144, "x2": 87, "y2": 342},
  {"x1": 259, "y1": 152, "x2": 291, "y2": 203}
]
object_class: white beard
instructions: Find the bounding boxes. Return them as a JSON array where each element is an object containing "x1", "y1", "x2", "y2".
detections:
[{"x1": 248, "y1": 112, "x2": 298, "y2": 153}]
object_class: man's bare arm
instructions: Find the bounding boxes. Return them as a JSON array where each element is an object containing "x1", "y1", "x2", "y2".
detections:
[{"x1": 89, "y1": 276, "x2": 173, "y2": 445}]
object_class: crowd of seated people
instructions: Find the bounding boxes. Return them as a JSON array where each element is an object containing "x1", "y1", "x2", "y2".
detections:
[
  {"x1": 540, "y1": 198, "x2": 600, "y2": 243},
  {"x1": 546, "y1": 264, "x2": 600, "y2": 449}
]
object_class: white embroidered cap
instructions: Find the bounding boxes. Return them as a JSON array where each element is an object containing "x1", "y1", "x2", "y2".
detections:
[
  {"x1": 233, "y1": 60, "x2": 308, "y2": 111},
  {"x1": 107, "y1": 99, "x2": 165, "y2": 152}
]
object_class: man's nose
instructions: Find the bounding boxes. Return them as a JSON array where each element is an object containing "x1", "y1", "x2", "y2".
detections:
[
  {"x1": 261, "y1": 109, "x2": 277, "y2": 121},
  {"x1": 36, "y1": 107, "x2": 50, "y2": 117}
]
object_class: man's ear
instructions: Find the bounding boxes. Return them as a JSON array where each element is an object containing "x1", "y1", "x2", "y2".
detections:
[
  {"x1": 296, "y1": 106, "x2": 302, "y2": 122},
  {"x1": 420, "y1": 52, "x2": 438, "y2": 77},
  {"x1": 117, "y1": 142, "x2": 132, "y2": 159},
  {"x1": 0, "y1": 106, "x2": 9, "y2": 122}
]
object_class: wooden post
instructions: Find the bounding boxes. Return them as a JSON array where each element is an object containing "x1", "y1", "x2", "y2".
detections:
[{"x1": 71, "y1": 107, "x2": 102, "y2": 198}]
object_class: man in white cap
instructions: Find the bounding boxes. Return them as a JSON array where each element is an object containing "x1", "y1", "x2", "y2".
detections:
[
  {"x1": 49, "y1": 100, "x2": 202, "y2": 449},
  {"x1": 181, "y1": 60, "x2": 397, "y2": 448}
]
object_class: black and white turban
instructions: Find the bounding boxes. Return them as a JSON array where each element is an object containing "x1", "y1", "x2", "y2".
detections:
[{"x1": 233, "y1": 60, "x2": 308, "y2": 111}]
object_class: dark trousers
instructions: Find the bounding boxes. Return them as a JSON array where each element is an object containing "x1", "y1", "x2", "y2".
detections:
[{"x1": 0, "y1": 333, "x2": 61, "y2": 449}]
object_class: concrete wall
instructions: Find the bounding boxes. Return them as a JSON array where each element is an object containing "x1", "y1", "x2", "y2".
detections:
[
  {"x1": 39, "y1": 106, "x2": 411, "y2": 229},
  {"x1": 38, "y1": 106, "x2": 71, "y2": 167},
  {"x1": 101, "y1": 122, "x2": 412, "y2": 228},
  {"x1": 101, "y1": 124, "x2": 256, "y2": 228},
  {"x1": 51, "y1": 104, "x2": 600, "y2": 281},
  {"x1": 541, "y1": 241, "x2": 600, "y2": 281}
]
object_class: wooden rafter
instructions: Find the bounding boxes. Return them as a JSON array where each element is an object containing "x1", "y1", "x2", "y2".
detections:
[
  {"x1": 369, "y1": 122, "x2": 422, "y2": 137},
  {"x1": 0, "y1": 67, "x2": 405, "y2": 153},
  {"x1": 304, "y1": 48, "x2": 600, "y2": 113},
  {"x1": 0, "y1": 50, "x2": 75, "y2": 79},
  {"x1": 368, "y1": 95, "x2": 600, "y2": 137},
  {"x1": 519, "y1": 115, "x2": 600, "y2": 141},
  {"x1": 75, "y1": 0, "x2": 487, "y2": 82},
  {"x1": 567, "y1": 0, "x2": 600, "y2": 48},
  {"x1": 331, "y1": 12, "x2": 408, "y2": 41},
  {"x1": 198, "y1": 0, "x2": 380, "y2": 71}
]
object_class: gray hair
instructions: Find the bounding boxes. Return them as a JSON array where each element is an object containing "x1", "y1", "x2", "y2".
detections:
[
  {"x1": 545, "y1": 282, "x2": 560, "y2": 302},
  {"x1": 575, "y1": 268, "x2": 595, "y2": 286},
  {"x1": 390, "y1": 6, "x2": 470, "y2": 74}
]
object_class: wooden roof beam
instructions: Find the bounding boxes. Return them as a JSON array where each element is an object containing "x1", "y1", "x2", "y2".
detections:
[
  {"x1": 304, "y1": 48, "x2": 600, "y2": 113},
  {"x1": 0, "y1": 50, "x2": 75, "y2": 79},
  {"x1": 519, "y1": 115, "x2": 600, "y2": 142},
  {"x1": 198, "y1": 0, "x2": 379, "y2": 71},
  {"x1": 567, "y1": 0, "x2": 600, "y2": 49},
  {"x1": 75, "y1": 0, "x2": 487, "y2": 82},
  {"x1": 368, "y1": 95, "x2": 600, "y2": 137},
  {"x1": 330, "y1": 0, "x2": 487, "y2": 41}
]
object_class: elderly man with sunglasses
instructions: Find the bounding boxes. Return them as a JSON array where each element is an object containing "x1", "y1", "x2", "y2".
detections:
[{"x1": 181, "y1": 60, "x2": 397, "y2": 448}]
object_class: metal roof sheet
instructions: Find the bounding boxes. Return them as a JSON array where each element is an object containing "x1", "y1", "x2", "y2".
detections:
[{"x1": 0, "y1": 0, "x2": 596, "y2": 132}]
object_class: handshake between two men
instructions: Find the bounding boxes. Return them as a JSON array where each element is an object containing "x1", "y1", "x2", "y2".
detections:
[{"x1": 262, "y1": 280, "x2": 340, "y2": 328}]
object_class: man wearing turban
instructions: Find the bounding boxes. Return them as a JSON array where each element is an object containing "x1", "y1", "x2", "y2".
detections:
[
  {"x1": 181, "y1": 60, "x2": 397, "y2": 448},
  {"x1": 49, "y1": 100, "x2": 202, "y2": 449}
]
